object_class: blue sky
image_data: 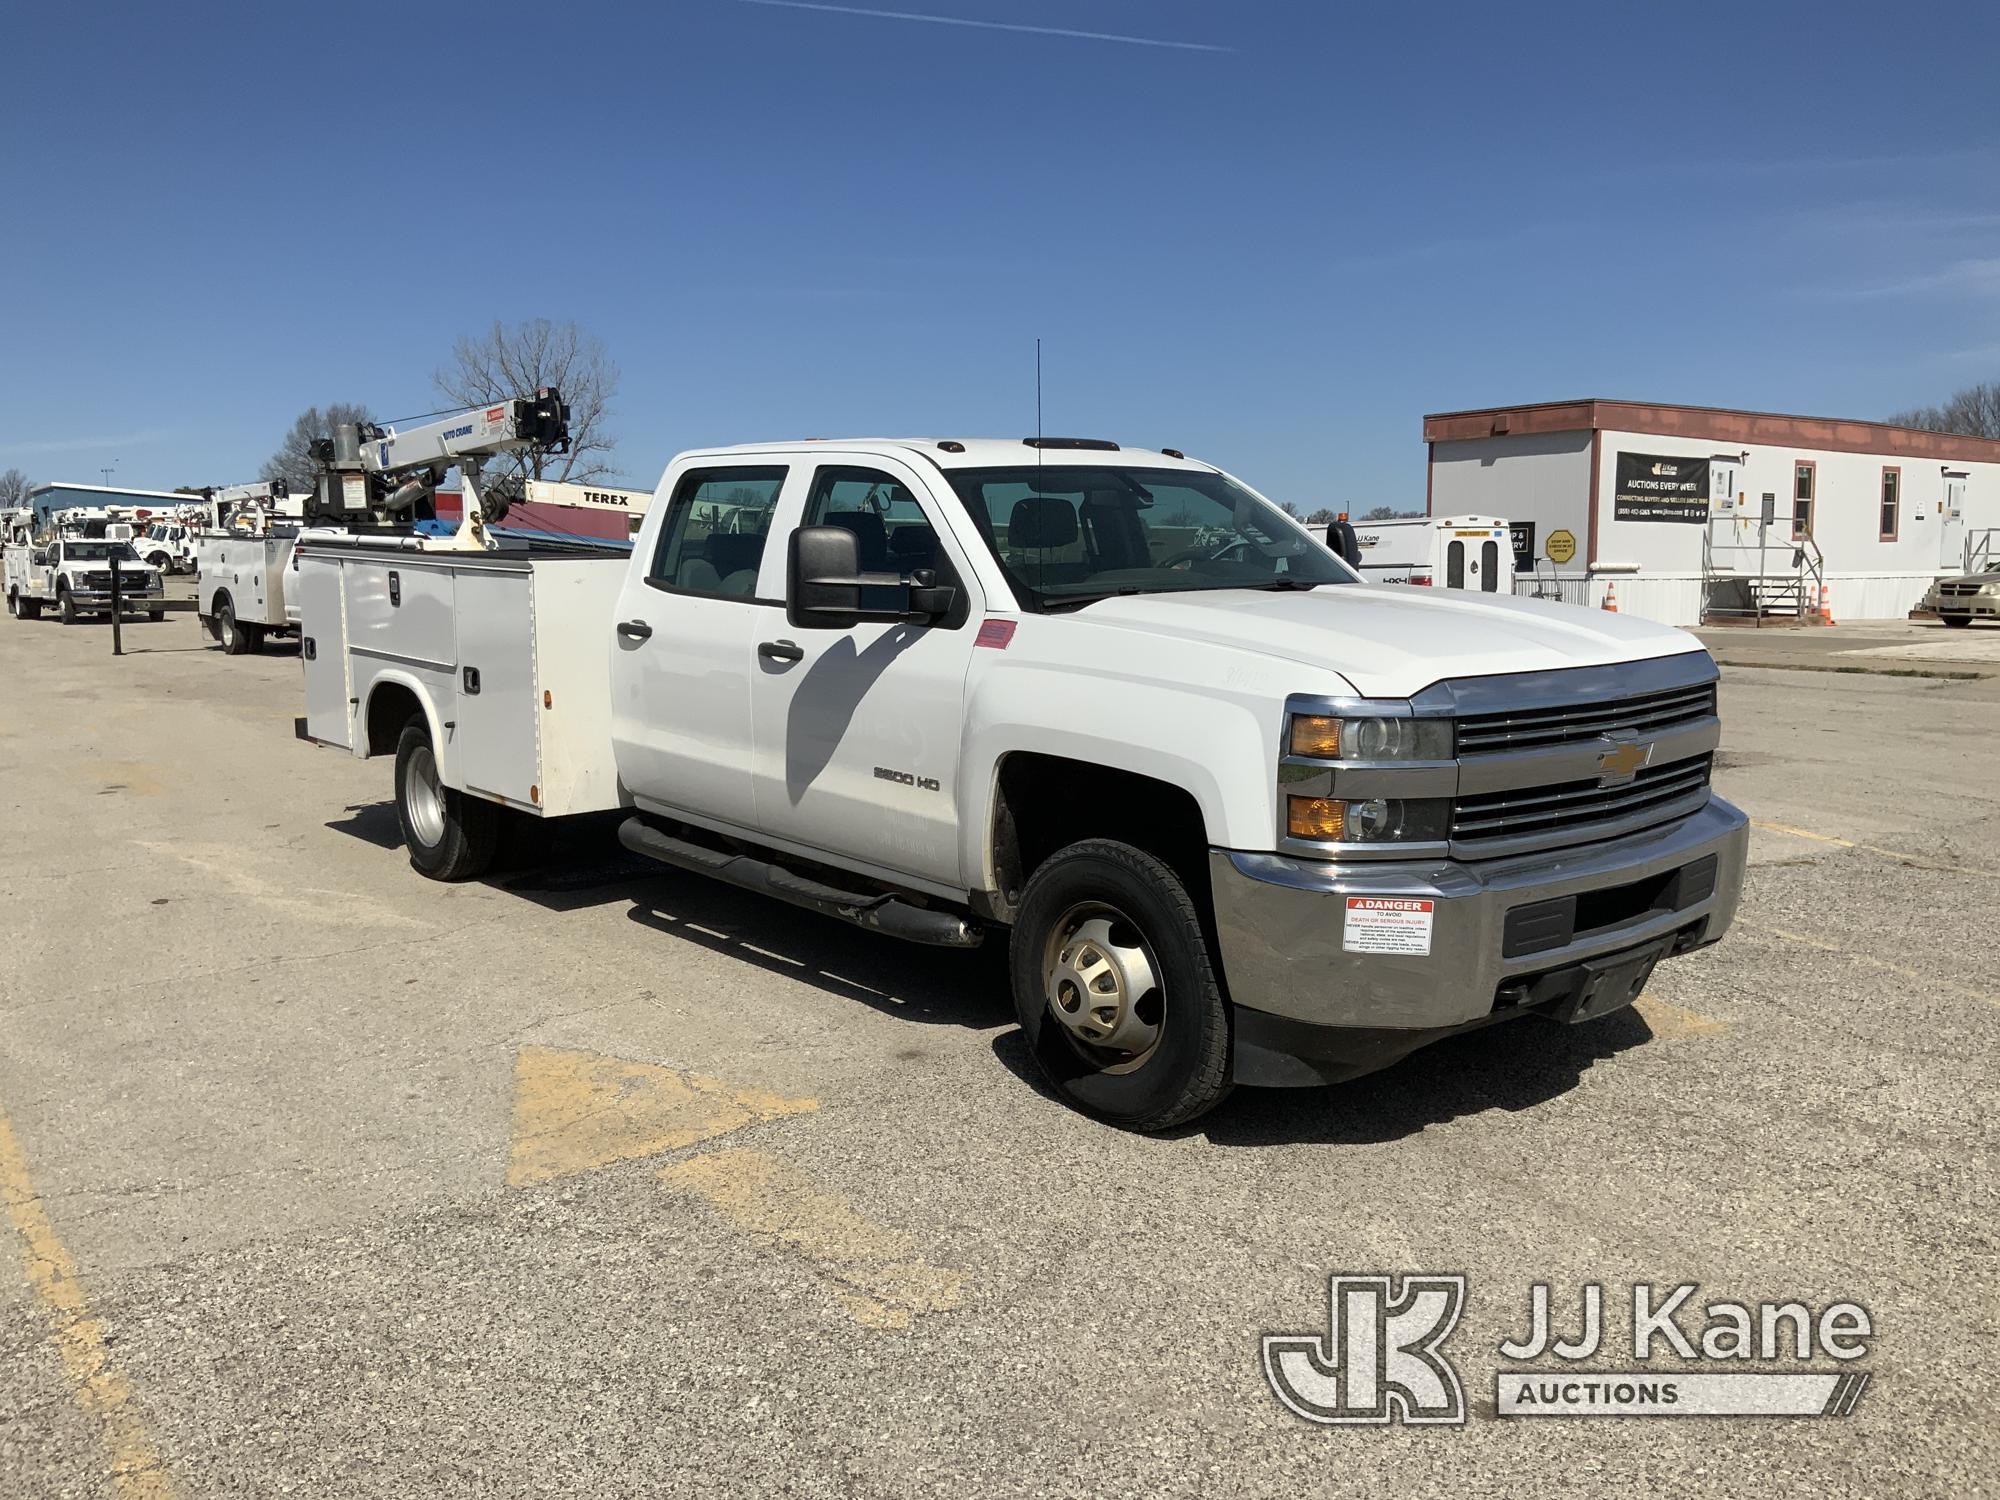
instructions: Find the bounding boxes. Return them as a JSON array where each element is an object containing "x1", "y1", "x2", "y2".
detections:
[{"x1": 3, "y1": 0, "x2": 1996, "y2": 508}]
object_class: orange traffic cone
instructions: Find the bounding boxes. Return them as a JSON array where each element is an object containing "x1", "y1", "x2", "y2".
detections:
[
  {"x1": 1818, "y1": 584, "x2": 1835, "y2": 625},
  {"x1": 1601, "y1": 583, "x2": 1619, "y2": 613}
]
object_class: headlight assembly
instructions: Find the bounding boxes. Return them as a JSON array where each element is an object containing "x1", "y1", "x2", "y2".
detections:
[
  {"x1": 1287, "y1": 795, "x2": 1451, "y2": 843},
  {"x1": 1287, "y1": 713, "x2": 1451, "y2": 762}
]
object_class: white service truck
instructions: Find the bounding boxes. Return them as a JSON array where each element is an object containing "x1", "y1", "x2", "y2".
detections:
[
  {"x1": 1334, "y1": 513, "x2": 1517, "y2": 592},
  {"x1": 192, "y1": 482, "x2": 315, "y2": 654},
  {"x1": 298, "y1": 429, "x2": 1748, "y2": 1131},
  {"x1": 5, "y1": 535, "x2": 166, "y2": 623},
  {"x1": 136, "y1": 518, "x2": 198, "y2": 574}
]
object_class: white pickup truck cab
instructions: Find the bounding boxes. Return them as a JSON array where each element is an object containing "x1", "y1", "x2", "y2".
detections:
[
  {"x1": 298, "y1": 438, "x2": 1747, "y2": 1129},
  {"x1": 5, "y1": 536, "x2": 165, "y2": 623}
]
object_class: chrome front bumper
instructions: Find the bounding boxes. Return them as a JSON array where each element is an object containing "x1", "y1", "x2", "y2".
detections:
[{"x1": 1209, "y1": 795, "x2": 1749, "y2": 1037}]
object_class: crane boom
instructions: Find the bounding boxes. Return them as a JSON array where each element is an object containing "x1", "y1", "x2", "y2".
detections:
[{"x1": 304, "y1": 388, "x2": 571, "y2": 549}]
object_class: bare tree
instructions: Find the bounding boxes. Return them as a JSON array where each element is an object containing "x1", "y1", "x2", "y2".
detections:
[
  {"x1": 433, "y1": 319, "x2": 620, "y2": 485},
  {"x1": 0, "y1": 468, "x2": 30, "y2": 507},
  {"x1": 263, "y1": 403, "x2": 374, "y2": 492},
  {"x1": 1363, "y1": 504, "x2": 1416, "y2": 520},
  {"x1": 1889, "y1": 380, "x2": 2000, "y2": 440}
]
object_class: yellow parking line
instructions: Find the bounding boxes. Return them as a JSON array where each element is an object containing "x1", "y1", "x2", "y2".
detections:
[
  {"x1": 0, "y1": 1102, "x2": 176, "y2": 1499},
  {"x1": 661, "y1": 1147, "x2": 964, "y2": 1329},
  {"x1": 1750, "y1": 820, "x2": 2000, "y2": 879},
  {"x1": 1742, "y1": 920, "x2": 2000, "y2": 1011}
]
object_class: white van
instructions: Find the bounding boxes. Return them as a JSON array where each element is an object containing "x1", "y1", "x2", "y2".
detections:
[{"x1": 1345, "y1": 514, "x2": 1515, "y2": 593}]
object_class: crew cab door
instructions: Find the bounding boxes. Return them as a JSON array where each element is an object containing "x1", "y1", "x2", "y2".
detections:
[
  {"x1": 750, "y1": 457, "x2": 979, "y2": 889},
  {"x1": 609, "y1": 463, "x2": 792, "y2": 835}
]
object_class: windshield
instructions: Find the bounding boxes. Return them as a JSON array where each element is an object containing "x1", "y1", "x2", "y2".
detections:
[
  {"x1": 66, "y1": 542, "x2": 140, "y2": 562},
  {"x1": 945, "y1": 465, "x2": 1353, "y2": 609}
]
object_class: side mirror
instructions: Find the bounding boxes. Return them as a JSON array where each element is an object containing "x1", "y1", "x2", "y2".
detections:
[
  {"x1": 1328, "y1": 520, "x2": 1362, "y2": 569},
  {"x1": 788, "y1": 524, "x2": 862, "y2": 629},
  {"x1": 787, "y1": 525, "x2": 959, "y2": 629}
]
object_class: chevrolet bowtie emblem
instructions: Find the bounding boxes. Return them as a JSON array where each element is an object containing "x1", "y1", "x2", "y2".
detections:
[{"x1": 1596, "y1": 739, "x2": 1654, "y2": 785}]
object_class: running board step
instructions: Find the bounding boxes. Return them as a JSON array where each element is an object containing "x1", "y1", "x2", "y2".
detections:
[{"x1": 617, "y1": 817, "x2": 983, "y2": 948}]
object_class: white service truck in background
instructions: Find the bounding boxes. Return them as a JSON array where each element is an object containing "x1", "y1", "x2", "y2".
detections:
[
  {"x1": 1333, "y1": 513, "x2": 1516, "y2": 592},
  {"x1": 298, "y1": 431, "x2": 1747, "y2": 1131},
  {"x1": 5, "y1": 535, "x2": 166, "y2": 623},
  {"x1": 194, "y1": 482, "x2": 311, "y2": 654}
]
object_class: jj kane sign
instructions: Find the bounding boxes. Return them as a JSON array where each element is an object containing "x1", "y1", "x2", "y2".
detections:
[{"x1": 1614, "y1": 452, "x2": 1711, "y2": 524}]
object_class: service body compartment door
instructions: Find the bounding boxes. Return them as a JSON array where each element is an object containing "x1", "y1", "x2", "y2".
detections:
[
  {"x1": 297, "y1": 555, "x2": 353, "y2": 747},
  {"x1": 451, "y1": 566, "x2": 540, "y2": 807}
]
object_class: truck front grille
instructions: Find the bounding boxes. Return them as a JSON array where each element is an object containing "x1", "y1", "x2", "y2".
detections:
[
  {"x1": 1454, "y1": 682, "x2": 1716, "y2": 754},
  {"x1": 1940, "y1": 582, "x2": 1984, "y2": 599},
  {"x1": 1452, "y1": 754, "x2": 1714, "y2": 848}
]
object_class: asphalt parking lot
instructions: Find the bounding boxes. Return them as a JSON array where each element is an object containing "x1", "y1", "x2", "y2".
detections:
[{"x1": 2, "y1": 608, "x2": 1995, "y2": 1499}]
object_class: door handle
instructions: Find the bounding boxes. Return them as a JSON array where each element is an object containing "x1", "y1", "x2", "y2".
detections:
[
  {"x1": 617, "y1": 619, "x2": 653, "y2": 641},
  {"x1": 758, "y1": 639, "x2": 804, "y2": 664}
]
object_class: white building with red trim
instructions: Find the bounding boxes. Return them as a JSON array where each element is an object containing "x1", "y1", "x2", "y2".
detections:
[{"x1": 1424, "y1": 400, "x2": 2000, "y2": 625}]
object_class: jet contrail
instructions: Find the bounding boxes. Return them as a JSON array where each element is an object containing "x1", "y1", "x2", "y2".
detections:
[{"x1": 732, "y1": 0, "x2": 1230, "y2": 52}]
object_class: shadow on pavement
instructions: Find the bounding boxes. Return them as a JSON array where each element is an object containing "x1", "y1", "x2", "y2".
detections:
[
  {"x1": 323, "y1": 801, "x2": 1648, "y2": 1117},
  {"x1": 1192, "y1": 1005, "x2": 1653, "y2": 1147},
  {"x1": 985, "y1": 999, "x2": 1654, "y2": 1146},
  {"x1": 323, "y1": 800, "x2": 1012, "y2": 1031}
]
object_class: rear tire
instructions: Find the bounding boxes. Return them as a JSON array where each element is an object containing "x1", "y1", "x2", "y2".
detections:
[
  {"x1": 394, "y1": 717, "x2": 500, "y2": 881},
  {"x1": 217, "y1": 596, "x2": 252, "y2": 654},
  {"x1": 147, "y1": 606, "x2": 165, "y2": 622},
  {"x1": 1009, "y1": 838, "x2": 1232, "y2": 1132}
]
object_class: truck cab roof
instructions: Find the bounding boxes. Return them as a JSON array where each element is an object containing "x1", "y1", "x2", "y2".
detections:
[{"x1": 672, "y1": 438, "x2": 1218, "y2": 474}]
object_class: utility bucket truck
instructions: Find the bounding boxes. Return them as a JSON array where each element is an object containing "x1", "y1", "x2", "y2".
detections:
[{"x1": 299, "y1": 420, "x2": 1748, "y2": 1132}]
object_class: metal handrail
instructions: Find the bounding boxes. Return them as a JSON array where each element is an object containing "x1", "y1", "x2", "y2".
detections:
[
  {"x1": 1966, "y1": 528, "x2": 1997, "y2": 574},
  {"x1": 1701, "y1": 514, "x2": 1823, "y2": 623}
]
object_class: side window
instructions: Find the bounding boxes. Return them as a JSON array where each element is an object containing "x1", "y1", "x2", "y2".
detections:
[
  {"x1": 647, "y1": 466, "x2": 787, "y2": 598},
  {"x1": 803, "y1": 465, "x2": 953, "y2": 614}
]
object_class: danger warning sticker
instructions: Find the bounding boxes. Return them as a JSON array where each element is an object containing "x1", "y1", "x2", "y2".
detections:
[{"x1": 1343, "y1": 896, "x2": 1436, "y2": 956}]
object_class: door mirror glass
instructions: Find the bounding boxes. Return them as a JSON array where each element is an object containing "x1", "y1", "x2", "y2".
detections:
[{"x1": 788, "y1": 524, "x2": 863, "y2": 628}]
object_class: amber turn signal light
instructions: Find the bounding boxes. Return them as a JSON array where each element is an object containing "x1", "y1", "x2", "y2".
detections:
[
  {"x1": 1287, "y1": 795, "x2": 1346, "y2": 841},
  {"x1": 1288, "y1": 715, "x2": 1343, "y2": 758}
]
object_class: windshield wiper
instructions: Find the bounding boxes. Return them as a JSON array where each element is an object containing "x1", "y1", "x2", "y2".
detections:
[
  {"x1": 1250, "y1": 578, "x2": 1322, "y2": 591},
  {"x1": 1039, "y1": 585, "x2": 1148, "y2": 612}
]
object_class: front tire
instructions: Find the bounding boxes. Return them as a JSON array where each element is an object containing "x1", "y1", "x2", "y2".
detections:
[
  {"x1": 57, "y1": 588, "x2": 77, "y2": 625},
  {"x1": 1942, "y1": 615, "x2": 1972, "y2": 629},
  {"x1": 147, "y1": 607, "x2": 165, "y2": 622},
  {"x1": 394, "y1": 717, "x2": 500, "y2": 880},
  {"x1": 1009, "y1": 839, "x2": 1232, "y2": 1131}
]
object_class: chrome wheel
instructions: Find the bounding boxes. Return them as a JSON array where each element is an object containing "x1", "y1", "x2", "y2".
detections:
[
  {"x1": 1042, "y1": 902, "x2": 1165, "y2": 1070},
  {"x1": 405, "y1": 742, "x2": 447, "y2": 848}
]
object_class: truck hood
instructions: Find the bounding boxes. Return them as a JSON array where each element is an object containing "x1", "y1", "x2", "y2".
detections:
[
  {"x1": 1935, "y1": 571, "x2": 2000, "y2": 587},
  {"x1": 1076, "y1": 585, "x2": 1704, "y2": 698}
]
